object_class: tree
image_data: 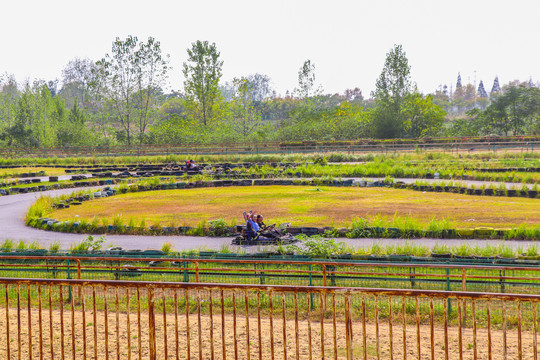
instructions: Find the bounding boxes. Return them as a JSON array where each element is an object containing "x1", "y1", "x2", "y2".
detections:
[
  {"x1": 0, "y1": 74, "x2": 19, "y2": 130},
  {"x1": 183, "y1": 40, "x2": 223, "y2": 126},
  {"x1": 474, "y1": 85, "x2": 540, "y2": 135},
  {"x1": 433, "y1": 84, "x2": 450, "y2": 110},
  {"x1": 294, "y1": 60, "x2": 321, "y2": 100},
  {"x1": 372, "y1": 44, "x2": 412, "y2": 138},
  {"x1": 1, "y1": 81, "x2": 64, "y2": 147},
  {"x1": 402, "y1": 92, "x2": 446, "y2": 137},
  {"x1": 93, "y1": 36, "x2": 169, "y2": 145},
  {"x1": 246, "y1": 73, "x2": 272, "y2": 102},
  {"x1": 231, "y1": 77, "x2": 262, "y2": 137},
  {"x1": 343, "y1": 88, "x2": 363, "y2": 102},
  {"x1": 463, "y1": 84, "x2": 476, "y2": 101},
  {"x1": 60, "y1": 58, "x2": 97, "y2": 107}
]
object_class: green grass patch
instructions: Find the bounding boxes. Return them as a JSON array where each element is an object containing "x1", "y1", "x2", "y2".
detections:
[{"x1": 47, "y1": 185, "x2": 540, "y2": 230}]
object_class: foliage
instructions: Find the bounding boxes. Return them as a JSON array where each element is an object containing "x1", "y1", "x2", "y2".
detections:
[
  {"x1": 447, "y1": 84, "x2": 540, "y2": 137},
  {"x1": 208, "y1": 218, "x2": 230, "y2": 236},
  {"x1": 373, "y1": 44, "x2": 412, "y2": 138},
  {"x1": 402, "y1": 92, "x2": 446, "y2": 137},
  {"x1": 183, "y1": 40, "x2": 224, "y2": 126},
  {"x1": 0, "y1": 239, "x2": 14, "y2": 252},
  {"x1": 230, "y1": 77, "x2": 263, "y2": 137},
  {"x1": 92, "y1": 35, "x2": 169, "y2": 145},
  {"x1": 286, "y1": 235, "x2": 348, "y2": 259},
  {"x1": 161, "y1": 242, "x2": 174, "y2": 254},
  {"x1": 70, "y1": 235, "x2": 107, "y2": 253},
  {"x1": 49, "y1": 241, "x2": 61, "y2": 254}
]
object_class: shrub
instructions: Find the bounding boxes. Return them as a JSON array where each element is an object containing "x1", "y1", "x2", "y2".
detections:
[
  {"x1": 161, "y1": 242, "x2": 174, "y2": 254},
  {"x1": 209, "y1": 218, "x2": 230, "y2": 236},
  {"x1": 287, "y1": 235, "x2": 347, "y2": 259},
  {"x1": 70, "y1": 235, "x2": 107, "y2": 254}
]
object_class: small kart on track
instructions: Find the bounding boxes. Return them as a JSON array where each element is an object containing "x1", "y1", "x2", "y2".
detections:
[
  {"x1": 232, "y1": 224, "x2": 299, "y2": 246},
  {"x1": 232, "y1": 233, "x2": 298, "y2": 246}
]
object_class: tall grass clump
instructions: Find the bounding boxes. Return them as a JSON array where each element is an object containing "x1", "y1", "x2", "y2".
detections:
[
  {"x1": 0, "y1": 239, "x2": 14, "y2": 252},
  {"x1": 425, "y1": 217, "x2": 454, "y2": 237},
  {"x1": 347, "y1": 217, "x2": 370, "y2": 238},
  {"x1": 161, "y1": 242, "x2": 174, "y2": 254},
  {"x1": 208, "y1": 218, "x2": 230, "y2": 236},
  {"x1": 25, "y1": 196, "x2": 53, "y2": 224},
  {"x1": 49, "y1": 241, "x2": 61, "y2": 254}
]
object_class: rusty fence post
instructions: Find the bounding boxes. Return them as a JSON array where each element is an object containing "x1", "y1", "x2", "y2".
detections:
[{"x1": 148, "y1": 287, "x2": 156, "y2": 360}]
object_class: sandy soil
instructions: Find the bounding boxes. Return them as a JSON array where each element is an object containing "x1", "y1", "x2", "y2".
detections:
[{"x1": 0, "y1": 306, "x2": 537, "y2": 359}]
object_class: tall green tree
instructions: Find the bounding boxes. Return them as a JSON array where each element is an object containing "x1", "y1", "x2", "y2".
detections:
[
  {"x1": 183, "y1": 40, "x2": 223, "y2": 126},
  {"x1": 372, "y1": 44, "x2": 412, "y2": 138},
  {"x1": 0, "y1": 74, "x2": 19, "y2": 130},
  {"x1": 59, "y1": 57, "x2": 97, "y2": 108},
  {"x1": 246, "y1": 73, "x2": 273, "y2": 102},
  {"x1": 231, "y1": 77, "x2": 262, "y2": 137},
  {"x1": 295, "y1": 60, "x2": 318, "y2": 99},
  {"x1": 93, "y1": 36, "x2": 169, "y2": 145},
  {"x1": 402, "y1": 92, "x2": 446, "y2": 137}
]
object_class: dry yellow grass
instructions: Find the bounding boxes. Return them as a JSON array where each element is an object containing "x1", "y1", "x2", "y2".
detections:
[{"x1": 49, "y1": 186, "x2": 540, "y2": 229}]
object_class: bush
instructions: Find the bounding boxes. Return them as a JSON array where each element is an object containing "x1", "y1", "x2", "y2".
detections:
[
  {"x1": 70, "y1": 235, "x2": 107, "y2": 254},
  {"x1": 161, "y1": 242, "x2": 174, "y2": 254},
  {"x1": 209, "y1": 218, "x2": 230, "y2": 236},
  {"x1": 287, "y1": 235, "x2": 347, "y2": 259}
]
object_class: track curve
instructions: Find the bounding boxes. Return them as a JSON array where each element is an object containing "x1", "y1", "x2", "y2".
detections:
[{"x1": 0, "y1": 180, "x2": 537, "y2": 251}]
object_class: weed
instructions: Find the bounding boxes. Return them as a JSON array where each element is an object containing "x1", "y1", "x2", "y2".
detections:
[
  {"x1": 28, "y1": 241, "x2": 43, "y2": 250},
  {"x1": 0, "y1": 239, "x2": 14, "y2": 252},
  {"x1": 287, "y1": 235, "x2": 348, "y2": 259},
  {"x1": 49, "y1": 241, "x2": 61, "y2": 254},
  {"x1": 16, "y1": 240, "x2": 27, "y2": 252},
  {"x1": 161, "y1": 242, "x2": 174, "y2": 254}
]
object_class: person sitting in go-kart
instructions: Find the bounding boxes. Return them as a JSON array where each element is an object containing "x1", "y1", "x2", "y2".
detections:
[
  {"x1": 243, "y1": 211, "x2": 260, "y2": 240},
  {"x1": 256, "y1": 214, "x2": 283, "y2": 239}
]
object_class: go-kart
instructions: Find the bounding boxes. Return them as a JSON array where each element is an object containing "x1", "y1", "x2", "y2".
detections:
[{"x1": 232, "y1": 224, "x2": 298, "y2": 245}]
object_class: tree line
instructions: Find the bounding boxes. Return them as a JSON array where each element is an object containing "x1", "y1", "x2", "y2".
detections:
[{"x1": 0, "y1": 37, "x2": 538, "y2": 148}]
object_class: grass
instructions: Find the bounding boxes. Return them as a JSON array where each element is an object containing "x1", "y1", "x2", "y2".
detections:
[
  {"x1": 46, "y1": 185, "x2": 540, "y2": 230},
  {"x1": 0, "y1": 167, "x2": 68, "y2": 178},
  {"x1": 0, "y1": 151, "x2": 539, "y2": 183}
]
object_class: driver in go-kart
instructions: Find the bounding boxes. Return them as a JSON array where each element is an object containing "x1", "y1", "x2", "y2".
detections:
[{"x1": 256, "y1": 214, "x2": 283, "y2": 239}]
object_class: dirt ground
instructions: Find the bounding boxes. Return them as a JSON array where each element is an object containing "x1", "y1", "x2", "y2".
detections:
[{"x1": 0, "y1": 307, "x2": 537, "y2": 359}]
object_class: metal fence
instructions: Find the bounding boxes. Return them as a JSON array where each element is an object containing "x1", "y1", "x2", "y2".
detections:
[
  {"x1": 0, "y1": 277, "x2": 539, "y2": 359},
  {"x1": 2, "y1": 256, "x2": 540, "y2": 295},
  {"x1": 0, "y1": 140, "x2": 538, "y2": 159}
]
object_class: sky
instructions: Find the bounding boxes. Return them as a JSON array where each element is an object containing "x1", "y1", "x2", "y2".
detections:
[{"x1": 1, "y1": 0, "x2": 539, "y2": 97}]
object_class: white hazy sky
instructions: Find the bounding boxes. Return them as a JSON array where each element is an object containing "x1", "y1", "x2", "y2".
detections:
[{"x1": 1, "y1": 0, "x2": 539, "y2": 97}]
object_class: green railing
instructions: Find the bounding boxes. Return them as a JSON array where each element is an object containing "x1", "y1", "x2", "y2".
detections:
[{"x1": 2, "y1": 255, "x2": 540, "y2": 295}]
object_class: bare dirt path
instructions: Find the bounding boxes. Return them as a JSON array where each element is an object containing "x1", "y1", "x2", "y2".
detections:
[{"x1": 0, "y1": 307, "x2": 536, "y2": 359}]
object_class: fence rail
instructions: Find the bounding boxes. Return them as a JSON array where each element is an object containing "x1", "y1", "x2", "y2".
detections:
[
  {"x1": 3, "y1": 255, "x2": 540, "y2": 295},
  {"x1": 0, "y1": 140, "x2": 538, "y2": 159},
  {"x1": 0, "y1": 277, "x2": 539, "y2": 359}
]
